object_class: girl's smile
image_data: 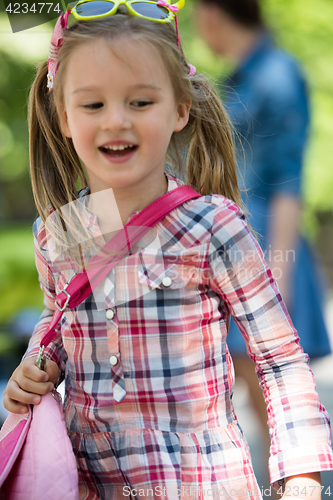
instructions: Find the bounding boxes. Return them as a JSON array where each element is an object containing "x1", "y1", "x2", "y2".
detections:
[
  {"x1": 99, "y1": 140, "x2": 138, "y2": 163},
  {"x1": 58, "y1": 37, "x2": 190, "y2": 211}
]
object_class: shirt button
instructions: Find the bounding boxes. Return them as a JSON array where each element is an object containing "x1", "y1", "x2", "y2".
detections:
[
  {"x1": 109, "y1": 355, "x2": 118, "y2": 366},
  {"x1": 162, "y1": 276, "x2": 172, "y2": 288},
  {"x1": 106, "y1": 309, "x2": 115, "y2": 320}
]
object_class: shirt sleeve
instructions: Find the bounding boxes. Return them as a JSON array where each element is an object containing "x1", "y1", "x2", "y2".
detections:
[
  {"x1": 23, "y1": 220, "x2": 67, "y2": 382},
  {"x1": 208, "y1": 198, "x2": 333, "y2": 487}
]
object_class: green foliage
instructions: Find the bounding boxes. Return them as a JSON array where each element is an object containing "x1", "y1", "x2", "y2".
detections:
[
  {"x1": 0, "y1": 227, "x2": 43, "y2": 323},
  {"x1": 0, "y1": 13, "x2": 51, "y2": 220},
  {"x1": 262, "y1": 0, "x2": 333, "y2": 235},
  {"x1": 0, "y1": 51, "x2": 34, "y2": 182}
]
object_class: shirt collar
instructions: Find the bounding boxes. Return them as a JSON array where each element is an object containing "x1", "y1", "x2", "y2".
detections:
[{"x1": 78, "y1": 173, "x2": 183, "y2": 229}]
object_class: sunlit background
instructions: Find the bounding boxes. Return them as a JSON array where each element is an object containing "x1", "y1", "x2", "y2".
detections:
[{"x1": 0, "y1": 0, "x2": 333, "y2": 492}]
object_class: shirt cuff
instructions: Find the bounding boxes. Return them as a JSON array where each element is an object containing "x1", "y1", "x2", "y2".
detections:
[{"x1": 270, "y1": 444, "x2": 333, "y2": 490}]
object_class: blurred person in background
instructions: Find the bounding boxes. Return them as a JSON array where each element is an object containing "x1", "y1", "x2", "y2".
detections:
[{"x1": 196, "y1": 0, "x2": 332, "y2": 492}]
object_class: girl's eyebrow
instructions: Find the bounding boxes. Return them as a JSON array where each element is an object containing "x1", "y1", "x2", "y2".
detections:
[
  {"x1": 129, "y1": 84, "x2": 162, "y2": 91},
  {"x1": 72, "y1": 84, "x2": 162, "y2": 95},
  {"x1": 71, "y1": 85, "x2": 100, "y2": 95}
]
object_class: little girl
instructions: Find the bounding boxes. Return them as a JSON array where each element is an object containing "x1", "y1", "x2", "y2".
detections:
[{"x1": 3, "y1": 1, "x2": 333, "y2": 499}]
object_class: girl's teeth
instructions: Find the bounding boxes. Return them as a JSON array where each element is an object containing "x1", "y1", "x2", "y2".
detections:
[{"x1": 104, "y1": 144, "x2": 133, "y2": 151}]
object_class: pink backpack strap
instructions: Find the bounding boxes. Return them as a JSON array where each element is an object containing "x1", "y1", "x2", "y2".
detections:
[{"x1": 40, "y1": 185, "x2": 200, "y2": 349}]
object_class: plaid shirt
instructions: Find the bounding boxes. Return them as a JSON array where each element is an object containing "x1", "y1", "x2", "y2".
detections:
[{"x1": 25, "y1": 175, "x2": 333, "y2": 497}]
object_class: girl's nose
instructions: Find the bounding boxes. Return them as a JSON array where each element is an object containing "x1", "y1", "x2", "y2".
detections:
[{"x1": 101, "y1": 105, "x2": 131, "y2": 132}]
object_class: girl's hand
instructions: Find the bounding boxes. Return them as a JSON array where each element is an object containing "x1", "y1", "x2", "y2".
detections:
[{"x1": 3, "y1": 356, "x2": 60, "y2": 414}]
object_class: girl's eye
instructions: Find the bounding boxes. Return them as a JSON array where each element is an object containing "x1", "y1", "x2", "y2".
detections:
[
  {"x1": 83, "y1": 103, "x2": 103, "y2": 110},
  {"x1": 131, "y1": 100, "x2": 153, "y2": 108}
]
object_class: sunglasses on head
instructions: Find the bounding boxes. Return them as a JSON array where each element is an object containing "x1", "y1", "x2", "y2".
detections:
[
  {"x1": 67, "y1": 0, "x2": 184, "y2": 23},
  {"x1": 47, "y1": 0, "x2": 195, "y2": 91}
]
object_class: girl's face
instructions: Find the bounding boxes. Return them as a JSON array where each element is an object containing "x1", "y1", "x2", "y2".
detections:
[{"x1": 58, "y1": 37, "x2": 190, "y2": 194}]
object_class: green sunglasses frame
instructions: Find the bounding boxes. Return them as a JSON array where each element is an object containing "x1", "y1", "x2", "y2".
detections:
[{"x1": 68, "y1": 0, "x2": 185, "y2": 23}]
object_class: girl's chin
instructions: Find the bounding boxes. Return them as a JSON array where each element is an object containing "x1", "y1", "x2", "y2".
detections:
[{"x1": 89, "y1": 176, "x2": 139, "y2": 193}]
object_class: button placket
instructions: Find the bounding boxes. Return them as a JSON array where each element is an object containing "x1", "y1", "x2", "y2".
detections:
[
  {"x1": 110, "y1": 355, "x2": 126, "y2": 402},
  {"x1": 106, "y1": 312, "x2": 118, "y2": 360},
  {"x1": 105, "y1": 306, "x2": 125, "y2": 401}
]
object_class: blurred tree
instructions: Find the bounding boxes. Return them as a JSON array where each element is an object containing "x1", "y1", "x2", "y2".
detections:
[
  {"x1": 0, "y1": 49, "x2": 36, "y2": 221},
  {"x1": 263, "y1": 0, "x2": 333, "y2": 236},
  {"x1": 0, "y1": 12, "x2": 49, "y2": 326}
]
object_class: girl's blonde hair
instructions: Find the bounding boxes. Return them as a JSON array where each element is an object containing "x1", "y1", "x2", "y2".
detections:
[{"x1": 29, "y1": 13, "x2": 245, "y2": 260}]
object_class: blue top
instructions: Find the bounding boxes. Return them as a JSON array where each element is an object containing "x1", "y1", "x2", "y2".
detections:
[
  {"x1": 223, "y1": 33, "x2": 309, "y2": 214},
  {"x1": 222, "y1": 33, "x2": 331, "y2": 358}
]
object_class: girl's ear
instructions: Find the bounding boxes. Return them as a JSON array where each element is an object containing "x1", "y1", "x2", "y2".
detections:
[
  {"x1": 174, "y1": 98, "x2": 192, "y2": 133},
  {"x1": 57, "y1": 104, "x2": 72, "y2": 138}
]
